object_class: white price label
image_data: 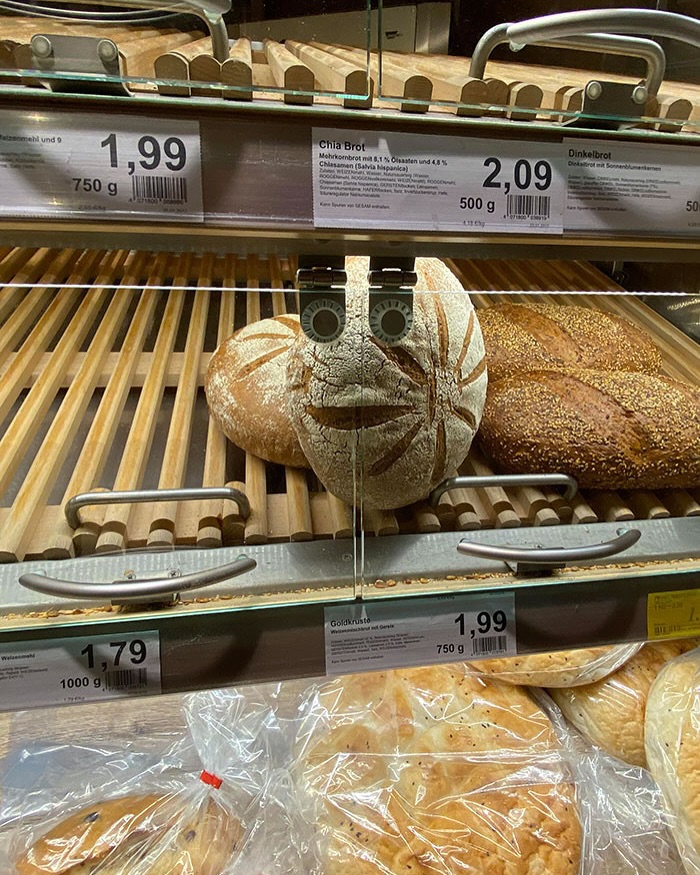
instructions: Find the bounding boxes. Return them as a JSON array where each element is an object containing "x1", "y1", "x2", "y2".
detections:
[
  {"x1": 0, "y1": 631, "x2": 161, "y2": 710},
  {"x1": 325, "y1": 593, "x2": 516, "y2": 675},
  {"x1": 312, "y1": 127, "x2": 565, "y2": 233},
  {"x1": 0, "y1": 110, "x2": 203, "y2": 221},
  {"x1": 564, "y1": 138, "x2": 700, "y2": 236}
]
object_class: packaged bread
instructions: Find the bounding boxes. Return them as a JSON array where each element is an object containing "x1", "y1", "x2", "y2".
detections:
[
  {"x1": 205, "y1": 314, "x2": 308, "y2": 467},
  {"x1": 469, "y1": 643, "x2": 641, "y2": 687},
  {"x1": 295, "y1": 664, "x2": 581, "y2": 875},
  {"x1": 478, "y1": 368, "x2": 700, "y2": 489},
  {"x1": 645, "y1": 647, "x2": 700, "y2": 875},
  {"x1": 10, "y1": 690, "x2": 280, "y2": 875},
  {"x1": 287, "y1": 257, "x2": 488, "y2": 509},
  {"x1": 551, "y1": 639, "x2": 699, "y2": 767},
  {"x1": 478, "y1": 301, "x2": 662, "y2": 380}
]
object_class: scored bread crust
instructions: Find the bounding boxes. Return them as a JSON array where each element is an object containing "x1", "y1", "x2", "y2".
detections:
[
  {"x1": 646, "y1": 652, "x2": 700, "y2": 873},
  {"x1": 551, "y1": 640, "x2": 699, "y2": 767},
  {"x1": 469, "y1": 644, "x2": 640, "y2": 687},
  {"x1": 16, "y1": 796, "x2": 243, "y2": 875},
  {"x1": 478, "y1": 368, "x2": 700, "y2": 489},
  {"x1": 298, "y1": 664, "x2": 581, "y2": 875},
  {"x1": 286, "y1": 257, "x2": 487, "y2": 509},
  {"x1": 205, "y1": 314, "x2": 308, "y2": 468},
  {"x1": 478, "y1": 301, "x2": 662, "y2": 380}
]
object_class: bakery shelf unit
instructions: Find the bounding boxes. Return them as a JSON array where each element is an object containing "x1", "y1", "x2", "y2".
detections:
[{"x1": 0, "y1": 4, "x2": 698, "y2": 705}]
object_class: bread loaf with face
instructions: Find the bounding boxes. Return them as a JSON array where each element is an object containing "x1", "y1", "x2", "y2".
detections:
[
  {"x1": 478, "y1": 301, "x2": 662, "y2": 381},
  {"x1": 286, "y1": 257, "x2": 487, "y2": 509},
  {"x1": 205, "y1": 314, "x2": 308, "y2": 468}
]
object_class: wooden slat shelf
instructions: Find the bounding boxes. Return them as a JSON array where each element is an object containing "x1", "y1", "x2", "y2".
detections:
[
  {"x1": 1, "y1": 18, "x2": 698, "y2": 131},
  {"x1": 0, "y1": 247, "x2": 697, "y2": 564}
]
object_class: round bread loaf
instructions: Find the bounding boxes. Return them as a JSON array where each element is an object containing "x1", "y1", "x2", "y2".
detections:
[
  {"x1": 469, "y1": 643, "x2": 640, "y2": 687},
  {"x1": 286, "y1": 257, "x2": 487, "y2": 509},
  {"x1": 478, "y1": 301, "x2": 662, "y2": 380},
  {"x1": 551, "y1": 639, "x2": 699, "y2": 767},
  {"x1": 297, "y1": 664, "x2": 581, "y2": 875},
  {"x1": 645, "y1": 649, "x2": 700, "y2": 873},
  {"x1": 205, "y1": 314, "x2": 308, "y2": 468},
  {"x1": 17, "y1": 795, "x2": 242, "y2": 875},
  {"x1": 478, "y1": 368, "x2": 700, "y2": 489}
]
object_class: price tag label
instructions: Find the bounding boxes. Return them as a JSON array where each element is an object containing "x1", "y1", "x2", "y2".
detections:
[
  {"x1": 0, "y1": 109, "x2": 203, "y2": 221},
  {"x1": 648, "y1": 589, "x2": 700, "y2": 641},
  {"x1": 312, "y1": 127, "x2": 565, "y2": 234},
  {"x1": 0, "y1": 631, "x2": 161, "y2": 710},
  {"x1": 564, "y1": 138, "x2": 700, "y2": 236},
  {"x1": 325, "y1": 592, "x2": 516, "y2": 675}
]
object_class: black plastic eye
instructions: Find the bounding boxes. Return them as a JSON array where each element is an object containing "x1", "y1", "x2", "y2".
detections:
[{"x1": 84, "y1": 811, "x2": 100, "y2": 823}]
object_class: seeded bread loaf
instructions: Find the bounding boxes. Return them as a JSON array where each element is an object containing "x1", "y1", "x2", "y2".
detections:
[
  {"x1": 469, "y1": 644, "x2": 640, "y2": 687},
  {"x1": 478, "y1": 368, "x2": 700, "y2": 489},
  {"x1": 551, "y1": 639, "x2": 700, "y2": 767},
  {"x1": 205, "y1": 314, "x2": 308, "y2": 468},
  {"x1": 16, "y1": 795, "x2": 242, "y2": 875},
  {"x1": 297, "y1": 664, "x2": 581, "y2": 875},
  {"x1": 287, "y1": 257, "x2": 487, "y2": 509},
  {"x1": 478, "y1": 302, "x2": 662, "y2": 380}
]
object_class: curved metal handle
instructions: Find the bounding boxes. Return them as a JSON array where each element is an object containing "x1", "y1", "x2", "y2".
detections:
[
  {"x1": 430, "y1": 474, "x2": 578, "y2": 506},
  {"x1": 457, "y1": 528, "x2": 641, "y2": 565},
  {"x1": 507, "y1": 10, "x2": 700, "y2": 52},
  {"x1": 19, "y1": 555, "x2": 257, "y2": 600},
  {"x1": 470, "y1": 21, "x2": 665, "y2": 96},
  {"x1": 30, "y1": 0, "x2": 230, "y2": 60},
  {"x1": 65, "y1": 487, "x2": 250, "y2": 529}
]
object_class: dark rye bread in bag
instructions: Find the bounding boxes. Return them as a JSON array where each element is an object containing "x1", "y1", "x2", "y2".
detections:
[
  {"x1": 478, "y1": 301, "x2": 662, "y2": 380},
  {"x1": 478, "y1": 368, "x2": 700, "y2": 489}
]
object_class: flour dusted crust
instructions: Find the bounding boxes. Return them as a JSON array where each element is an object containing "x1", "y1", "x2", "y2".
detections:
[
  {"x1": 646, "y1": 650, "x2": 700, "y2": 873},
  {"x1": 298, "y1": 664, "x2": 581, "y2": 875},
  {"x1": 479, "y1": 368, "x2": 700, "y2": 489},
  {"x1": 205, "y1": 314, "x2": 308, "y2": 468},
  {"x1": 286, "y1": 257, "x2": 487, "y2": 509},
  {"x1": 16, "y1": 796, "x2": 243, "y2": 875},
  {"x1": 478, "y1": 301, "x2": 662, "y2": 380},
  {"x1": 469, "y1": 644, "x2": 640, "y2": 687},
  {"x1": 551, "y1": 639, "x2": 699, "y2": 767}
]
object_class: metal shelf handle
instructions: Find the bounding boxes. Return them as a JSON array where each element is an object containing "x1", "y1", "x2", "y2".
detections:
[
  {"x1": 65, "y1": 487, "x2": 250, "y2": 530},
  {"x1": 507, "y1": 10, "x2": 700, "y2": 52},
  {"x1": 457, "y1": 528, "x2": 641, "y2": 565},
  {"x1": 430, "y1": 474, "x2": 579, "y2": 506},
  {"x1": 470, "y1": 21, "x2": 666, "y2": 97},
  {"x1": 19, "y1": 555, "x2": 257, "y2": 600}
]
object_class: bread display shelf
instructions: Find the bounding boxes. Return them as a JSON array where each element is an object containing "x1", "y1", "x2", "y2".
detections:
[
  {"x1": 0, "y1": 245, "x2": 698, "y2": 567},
  {"x1": 1, "y1": 18, "x2": 698, "y2": 132}
]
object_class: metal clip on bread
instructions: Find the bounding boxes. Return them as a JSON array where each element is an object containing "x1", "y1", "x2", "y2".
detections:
[
  {"x1": 367, "y1": 257, "x2": 416, "y2": 345},
  {"x1": 503, "y1": 9, "x2": 700, "y2": 128},
  {"x1": 297, "y1": 255, "x2": 347, "y2": 343}
]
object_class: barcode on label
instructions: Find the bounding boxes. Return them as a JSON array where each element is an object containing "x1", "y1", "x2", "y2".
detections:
[
  {"x1": 104, "y1": 668, "x2": 147, "y2": 691},
  {"x1": 471, "y1": 635, "x2": 508, "y2": 655},
  {"x1": 506, "y1": 194, "x2": 550, "y2": 220},
  {"x1": 132, "y1": 175, "x2": 187, "y2": 203}
]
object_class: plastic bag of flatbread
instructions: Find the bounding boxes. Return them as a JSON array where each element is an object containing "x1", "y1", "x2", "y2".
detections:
[
  {"x1": 468, "y1": 642, "x2": 642, "y2": 687},
  {"x1": 294, "y1": 663, "x2": 583, "y2": 875},
  {"x1": 534, "y1": 690, "x2": 686, "y2": 875},
  {"x1": 551, "y1": 639, "x2": 700, "y2": 767},
  {"x1": 645, "y1": 646, "x2": 700, "y2": 875},
  {"x1": 1, "y1": 688, "x2": 308, "y2": 875}
]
